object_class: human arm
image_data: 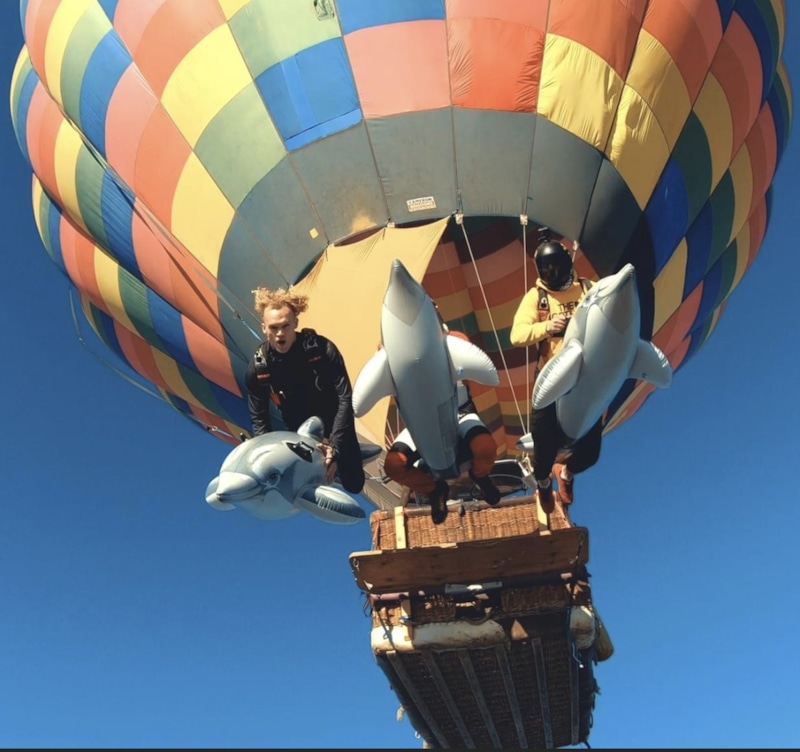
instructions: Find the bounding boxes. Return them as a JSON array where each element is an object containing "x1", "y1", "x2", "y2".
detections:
[
  {"x1": 509, "y1": 289, "x2": 552, "y2": 346},
  {"x1": 323, "y1": 338, "x2": 358, "y2": 455},
  {"x1": 244, "y1": 357, "x2": 273, "y2": 436}
]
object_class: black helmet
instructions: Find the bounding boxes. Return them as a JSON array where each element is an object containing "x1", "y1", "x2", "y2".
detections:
[{"x1": 534, "y1": 241, "x2": 574, "y2": 290}]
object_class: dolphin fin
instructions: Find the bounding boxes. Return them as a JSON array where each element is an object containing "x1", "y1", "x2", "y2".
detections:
[
  {"x1": 296, "y1": 484, "x2": 366, "y2": 525},
  {"x1": 445, "y1": 334, "x2": 500, "y2": 386},
  {"x1": 515, "y1": 433, "x2": 534, "y2": 452},
  {"x1": 533, "y1": 340, "x2": 583, "y2": 409},
  {"x1": 352, "y1": 349, "x2": 395, "y2": 417},
  {"x1": 628, "y1": 341, "x2": 673, "y2": 388},
  {"x1": 297, "y1": 415, "x2": 326, "y2": 442},
  {"x1": 358, "y1": 441, "x2": 383, "y2": 464}
]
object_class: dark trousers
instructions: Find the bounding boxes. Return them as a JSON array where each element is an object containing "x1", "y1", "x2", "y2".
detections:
[
  {"x1": 530, "y1": 404, "x2": 603, "y2": 482},
  {"x1": 336, "y1": 428, "x2": 366, "y2": 493}
]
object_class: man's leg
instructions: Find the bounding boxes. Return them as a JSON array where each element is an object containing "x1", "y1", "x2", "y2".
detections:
[
  {"x1": 565, "y1": 418, "x2": 602, "y2": 474},
  {"x1": 335, "y1": 426, "x2": 367, "y2": 494},
  {"x1": 530, "y1": 404, "x2": 560, "y2": 512},
  {"x1": 458, "y1": 414, "x2": 501, "y2": 505},
  {"x1": 383, "y1": 429, "x2": 449, "y2": 524}
]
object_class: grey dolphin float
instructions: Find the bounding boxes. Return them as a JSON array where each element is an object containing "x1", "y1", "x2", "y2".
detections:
[
  {"x1": 518, "y1": 263, "x2": 673, "y2": 451},
  {"x1": 352, "y1": 258, "x2": 499, "y2": 479},
  {"x1": 205, "y1": 416, "x2": 381, "y2": 524}
]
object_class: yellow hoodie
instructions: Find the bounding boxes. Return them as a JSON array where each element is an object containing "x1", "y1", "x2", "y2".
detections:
[{"x1": 510, "y1": 275, "x2": 593, "y2": 373}]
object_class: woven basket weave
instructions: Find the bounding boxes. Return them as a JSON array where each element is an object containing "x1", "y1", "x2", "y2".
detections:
[{"x1": 370, "y1": 494, "x2": 572, "y2": 551}]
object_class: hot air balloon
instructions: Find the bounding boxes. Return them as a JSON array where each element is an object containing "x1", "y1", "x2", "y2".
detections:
[{"x1": 8, "y1": 1, "x2": 793, "y2": 493}]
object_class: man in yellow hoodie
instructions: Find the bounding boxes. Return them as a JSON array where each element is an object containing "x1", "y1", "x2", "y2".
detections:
[{"x1": 510, "y1": 234, "x2": 598, "y2": 512}]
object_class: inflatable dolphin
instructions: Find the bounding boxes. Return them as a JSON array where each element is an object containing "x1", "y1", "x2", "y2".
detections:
[
  {"x1": 518, "y1": 263, "x2": 672, "y2": 450},
  {"x1": 205, "y1": 416, "x2": 380, "y2": 524},
  {"x1": 353, "y1": 258, "x2": 499, "y2": 479}
]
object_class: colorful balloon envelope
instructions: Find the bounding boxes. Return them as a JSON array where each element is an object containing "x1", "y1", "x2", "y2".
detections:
[{"x1": 9, "y1": 1, "x2": 793, "y2": 473}]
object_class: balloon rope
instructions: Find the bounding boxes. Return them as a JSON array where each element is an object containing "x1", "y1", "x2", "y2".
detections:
[
  {"x1": 67, "y1": 286, "x2": 162, "y2": 400},
  {"x1": 521, "y1": 216, "x2": 531, "y2": 435},
  {"x1": 67, "y1": 287, "x2": 236, "y2": 439},
  {"x1": 454, "y1": 214, "x2": 527, "y2": 436}
]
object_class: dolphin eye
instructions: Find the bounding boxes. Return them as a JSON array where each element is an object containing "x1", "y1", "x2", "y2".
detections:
[{"x1": 265, "y1": 470, "x2": 280, "y2": 486}]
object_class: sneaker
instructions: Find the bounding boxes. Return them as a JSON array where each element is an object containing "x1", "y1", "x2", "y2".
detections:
[
  {"x1": 535, "y1": 481, "x2": 555, "y2": 514},
  {"x1": 428, "y1": 480, "x2": 450, "y2": 525},
  {"x1": 553, "y1": 463, "x2": 574, "y2": 505},
  {"x1": 469, "y1": 470, "x2": 501, "y2": 506}
]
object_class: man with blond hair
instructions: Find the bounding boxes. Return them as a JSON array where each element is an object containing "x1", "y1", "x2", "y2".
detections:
[{"x1": 245, "y1": 286, "x2": 365, "y2": 493}]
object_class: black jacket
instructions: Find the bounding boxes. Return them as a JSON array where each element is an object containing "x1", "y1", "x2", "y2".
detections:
[{"x1": 244, "y1": 328, "x2": 358, "y2": 455}]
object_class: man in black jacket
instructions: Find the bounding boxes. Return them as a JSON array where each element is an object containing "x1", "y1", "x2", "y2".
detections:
[{"x1": 245, "y1": 287, "x2": 365, "y2": 494}]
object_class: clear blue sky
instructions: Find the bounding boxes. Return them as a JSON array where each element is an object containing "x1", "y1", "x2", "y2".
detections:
[{"x1": 2, "y1": 7, "x2": 799, "y2": 749}]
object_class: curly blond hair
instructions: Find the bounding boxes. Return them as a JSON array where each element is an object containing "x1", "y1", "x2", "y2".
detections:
[{"x1": 253, "y1": 286, "x2": 309, "y2": 318}]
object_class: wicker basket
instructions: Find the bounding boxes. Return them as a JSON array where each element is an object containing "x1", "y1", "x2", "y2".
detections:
[{"x1": 370, "y1": 494, "x2": 572, "y2": 551}]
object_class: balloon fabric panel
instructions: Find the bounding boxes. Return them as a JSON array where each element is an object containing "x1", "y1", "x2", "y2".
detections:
[
  {"x1": 447, "y1": 17, "x2": 543, "y2": 111},
  {"x1": 255, "y1": 39, "x2": 361, "y2": 150},
  {"x1": 645, "y1": 160, "x2": 691, "y2": 279},
  {"x1": 123, "y1": 0, "x2": 228, "y2": 99},
  {"x1": 652, "y1": 239, "x2": 689, "y2": 333},
  {"x1": 193, "y1": 84, "x2": 284, "y2": 208},
  {"x1": 225, "y1": 0, "x2": 342, "y2": 79},
  {"x1": 76, "y1": 29, "x2": 132, "y2": 159},
  {"x1": 538, "y1": 35, "x2": 624, "y2": 154},
  {"x1": 345, "y1": 21, "x2": 450, "y2": 118},
  {"x1": 713, "y1": 15, "x2": 766, "y2": 158},
  {"x1": 132, "y1": 106, "x2": 193, "y2": 228},
  {"x1": 736, "y1": 0, "x2": 782, "y2": 102},
  {"x1": 159, "y1": 26, "x2": 254, "y2": 149},
  {"x1": 771, "y1": 62, "x2": 792, "y2": 150},
  {"x1": 694, "y1": 75, "x2": 735, "y2": 189},
  {"x1": 642, "y1": 0, "x2": 723, "y2": 103},
  {"x1": 335, "y1": 0, "x2": 445, "y2": 34},
  {"x1": 606, "y1": 82, "x2": 673, "y2": 210},
  {"x1": 625, "y1": 28, "x2": 691, "y2": 151},
  {"x1": 745, "y1": 108, "x2": 779, "y2": 215},
  {"x1": 726, "y1": 149, "x2": 756, "y2": 252},
  {"x1": 170, "y1": 153, "x2": 234, "y2": 276}
]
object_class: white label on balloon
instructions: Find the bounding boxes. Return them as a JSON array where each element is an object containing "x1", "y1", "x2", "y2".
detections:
[{"x1": 407, "y1": 196, "x2": 437, "y2": 212}]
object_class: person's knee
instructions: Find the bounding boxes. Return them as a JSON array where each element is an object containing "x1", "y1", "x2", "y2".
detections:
[
  {"x1": 467, "y1": 431, "x2": 496, "y2": 478},
  {"x1": 383, "y1": 448, "x2": 409, "y2": 483},
  {"x1": 341, "y1": 479, "x2": 364, "y2": 494},
  {"x1": 341, "y1": 475, "x2": 365, "y2": 494},
  {"x1": 567, "y1": 439, "x2": 601, "y2": 475}
]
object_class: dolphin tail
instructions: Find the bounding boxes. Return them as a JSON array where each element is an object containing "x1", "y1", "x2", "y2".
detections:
[
  {"x1": 628, "y1": 341, "x2": 673, "y2": 388},
  {"x1": 352, "y1": 348, "x2": 395, "y2": 417},
  {"x1": 445, "y1": 334, "x2": 500, "y2": 386},
  {"x1": 296, "y1": 484, "x2": 366, "y2": 524}
]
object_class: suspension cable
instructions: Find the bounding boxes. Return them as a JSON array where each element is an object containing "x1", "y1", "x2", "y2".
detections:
[
  {"x1": 520, "y1": 215, "x2": 532, "y2": 435},
  {"x1": 454, "y1": 213, "x2": 527, "y2": 434}
]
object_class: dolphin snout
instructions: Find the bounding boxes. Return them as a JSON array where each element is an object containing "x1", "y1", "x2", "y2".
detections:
[
  {"x1": 613, "y1": 263, "x2": 636, "y2": 288},
  {"x1": 385, "y1": 259, "x2": 425, "y2": 326},
  {"x1": 213, "y1": 471, "x2": 262, "y2": 501}
]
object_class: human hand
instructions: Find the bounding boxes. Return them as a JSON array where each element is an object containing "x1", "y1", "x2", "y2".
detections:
[
  {"x1": 318, "y1": 441, "x2": 338, "y2": 482},
  {"x1": 546, "y1": 315, "x2": 567, "y2": 336},
  {"x1": 325, "y1": 459, "x2": 338, "y2": 482}
]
